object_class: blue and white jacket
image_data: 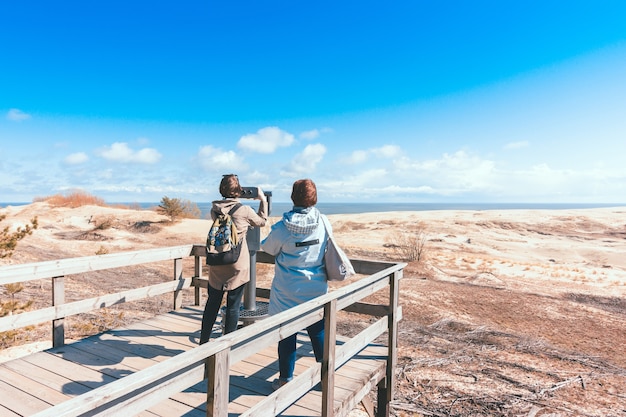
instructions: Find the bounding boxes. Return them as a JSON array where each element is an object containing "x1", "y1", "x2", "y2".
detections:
[{"x1": 261, "y1": 206, "x2": 329, "y2": 315}]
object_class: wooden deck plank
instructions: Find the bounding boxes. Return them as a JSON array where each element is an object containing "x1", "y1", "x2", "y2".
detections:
[
  {"x1": 0, "y1": 307, "x2": 390, "y2": 417},
  {"x1": 0, "y1": 403, "x2": 21, "y2": 417},
  {"x1": 0, "y1": 379, "x2": 51, "y2": 416},
  {"x1": 57, "y1": 338, "x2": 162, "y2": 371},
  {"x1": 46, "y1": 345, "x2": 138, "y2": 380},
  {"x1": 95, "y1": 331, "x2": 187, "y2": 360},
  {"x1": 0, "y1": 366, "x2": 70, "y2": 405},
  {"x1": 135, "y1": 311, "x2": 201, "y2": 331},
  {"x1": 0, "y1": 360, "x2": 90, "y2": 397},
  {"x1": 145, "y1": 398, "x2": 206, "y2": 417},
  {"x1": 150, "y1": 310, "x2": 203, "y2": 328},
  {"x1": 20, "y1": 352, "x2": 118, "y2": 390},
  {"x1": 143, "y1": 312, "x2": 202, "y2": 331},
  {"x1": 165, "y1": 389, "x2": 207, "y2": 414},
  {"x1": 105, "y1": 326, "x2": 197, "y2": 352},
  {"x1": 123, "y1": 321, "x2": 199, "y2": 348}
]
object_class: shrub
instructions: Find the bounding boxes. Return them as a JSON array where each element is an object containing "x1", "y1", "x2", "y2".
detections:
[
  {"x1": 156, "y1": 196, "x2": 201, "y2": 221},
  {"x1": 1, "y1": 278, "x2": 35, "y2": 348},
  {"x1": 385, "y1": 223, "x2": 428, "y2": 262},
  {"x1": 1, "y1": 215, "x2": 37, "y2": 346},
  {"x1": 0, "y1": 283, "x2": 33, "y2": 317},
  {"x1": 157, "y1": 196, "x2": 184, "y2": 221},
  {"x1": 95, "y1": 245, "x2": 109, "y2": 255},
  {"x1": 92, "y1": 216, "x2": 114, "y2": 231},
  {"x1": 180, "y1": 199, "x2": 201, "y2": 219},
  {"x1": 1, "y1": 214, "x2": 38, "y2": 259}
]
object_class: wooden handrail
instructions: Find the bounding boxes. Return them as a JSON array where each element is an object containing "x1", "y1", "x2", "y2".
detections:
[
  {"x1": 0, "y1": 244, "x2": 195, "y2": 285},
  {"x1": 1, "y1": 245, "x2": 406, "y2": 417}
]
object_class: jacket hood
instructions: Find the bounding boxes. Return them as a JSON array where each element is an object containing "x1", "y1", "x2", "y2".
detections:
[
  {"x1": 283, "y1": 206, "x2": 321, "y2": 234},
  {"x1": 211, "y1": 199, "x2": 240, "y2": 215}
]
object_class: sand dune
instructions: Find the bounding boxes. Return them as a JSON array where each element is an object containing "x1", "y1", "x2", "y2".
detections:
[{"x1": 2, "y1": 202, "x2": 625, "y2": 415}]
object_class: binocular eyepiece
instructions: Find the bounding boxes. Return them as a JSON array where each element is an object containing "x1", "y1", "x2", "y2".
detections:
[
  {"x1": 239, "y1": 187, "x2": 259, "y2": 198},
  {"x1": 240, "y1": 187, "x2": 272, "y2": 200}
]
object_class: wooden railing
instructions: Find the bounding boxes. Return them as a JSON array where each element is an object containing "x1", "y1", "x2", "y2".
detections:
[
  {"x1": 0, "y1": 245, "x2": 195, "y2": 347},
  {"x1": 0, "y1": 245, "x2": 406, "y2": 417}
]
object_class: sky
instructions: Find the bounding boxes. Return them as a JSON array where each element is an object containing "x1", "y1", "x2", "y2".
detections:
[{"x1": 1, "y1": 1, "x2": 626, "y2": 204}]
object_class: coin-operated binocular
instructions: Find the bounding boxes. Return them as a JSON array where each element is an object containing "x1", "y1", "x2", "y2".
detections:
[{"x1": 238, "y1": 187, "x2": 272, "y2": 323}]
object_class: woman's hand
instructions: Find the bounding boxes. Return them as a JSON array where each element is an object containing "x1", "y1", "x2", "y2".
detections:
[{"x1": 256, "y1": 187, "x2": 267, "y2": 202}]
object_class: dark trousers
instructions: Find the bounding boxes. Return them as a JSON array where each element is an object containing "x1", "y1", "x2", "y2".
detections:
[
  {"x1": 199, "y1": 283, "x2": 246, "y2": 344},
  {"x1": 278, "y1": 318, "x2": 325, "y2": 380}
]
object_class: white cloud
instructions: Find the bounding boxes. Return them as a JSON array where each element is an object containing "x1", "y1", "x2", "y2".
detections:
[
  {"x1": 64, "y1": 152, "x2": 89, "y2": 165},
  {"x1": 197, "y1": 145, "x2": 246, "y2": 172},
  {"x1": 6, "y1": 108, "x2": 31, "y2": 122},
  {"x1": 97, "y1": 142, "x2": 162, "y2": 163},
  {"x1": 411, "y1": 151, "x2": 496, "y2": 187},
  {"x1": 383, "y1": 150, "x2": 500, "y2": 198},
  {"x1": 347, "y1": 150, "x2": 369, "y2": 164},
  {"x1": 238, "y1": 126, "x2": 295, "y2": 154},
  {"x1": 134, "y1": 148, "x2": 162, "y2": 163},
  {"x1": 377, "y1": 145, "x2": 402, "y2": 158},
  {"x1": 283, "y1": 144, "x2": 326, "y2": 176},
  {"x1": 347, "y1": 145, "x2": 402, "y2": 164},
  {"x1": 504, "y1": 141, "x2": 530, "y2": 150},
  {"x1": 300, "y1": 129, "x2": 320, "y2": 140},
  {"x1": 299, "y1": 127, "x2": 334, "y2": 140}
]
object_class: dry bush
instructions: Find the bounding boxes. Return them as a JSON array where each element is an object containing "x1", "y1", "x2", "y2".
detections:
[
  {"x1": 35, "y1": 190, "x2": 106, "y2": 208},
  {"x1": 131, "y1": 221, "x2": 161, "y2": 233},
  {"x1": 1, "y1": 214, "x2": 38, "y2": 259},
  {"x1": 180, "y1": 199, "x2": 201, "y2": 219},
  {"x1": 157, "y1": 196, "x2": 201, "y2": 221},
  {"x1": 385, "y1": 223, "x2": 428, "y2": 262},
  {"x1": 1, "y1": 283, "x2": 35, "y2": 347},
  {"x1": 0, "y1": 216, "x2": 37, "y2": 345},
  {"x1": 332, "y1": 221, "x2": 364, "y2": 233},
  {"x1": 95, "y1": 245, "x2": 109, "y2": 255},
  {"x1": 92, "y1": 215, "x2": 115, "y2": 230}
]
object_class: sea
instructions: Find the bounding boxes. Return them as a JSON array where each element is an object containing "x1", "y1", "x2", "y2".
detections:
[{"x1": 3, "y1": 201, "x2": 623, "y2": 217}]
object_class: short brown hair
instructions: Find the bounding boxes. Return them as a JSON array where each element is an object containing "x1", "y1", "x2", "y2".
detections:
[
  {"x1": 291, "y1": 179, "x2": 317, "y2": 207},
  {"x1": 219, "y1": 174, "x2": 242, "y2": 198}
]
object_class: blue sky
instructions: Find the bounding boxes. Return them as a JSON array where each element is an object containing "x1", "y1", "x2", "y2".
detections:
[{"x1": 1, "y1": 1, "x2": 625, "y2": 204}]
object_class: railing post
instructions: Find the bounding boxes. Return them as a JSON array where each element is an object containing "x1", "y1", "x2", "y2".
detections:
[
  {"x1": 206, "y1": 348, "x2": 230, "y2": 417},
  {"x1": 194, "y1": 255, "x2": 201, "y2": 306},
  {"x1": 322, "y1": 299, "x2": 337, "y2": 417},
  {"x1": 173, "y1": 258, "x2": 183, "y2": 310},
  {"x1": 377, "y1": 270, "x2": 401, "y2": 417},
  {"x1": 52, "y1": 275, "x2": 65, "y2": 348}
]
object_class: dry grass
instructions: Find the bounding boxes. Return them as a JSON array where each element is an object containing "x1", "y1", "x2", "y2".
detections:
[
  {"x1": 384, "y1": 223, "x2": 428, "y2": 262},
  {"x1": 3, "y1": 204, "x2": 626, "y2": 416},
  {"x1": 34, "y1": 190, "x2": 107, "y2": 208}
]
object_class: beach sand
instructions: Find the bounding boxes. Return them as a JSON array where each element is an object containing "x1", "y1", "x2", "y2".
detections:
[{"x1": 1, "y1": 202, "x2": 625, "y2": 415}]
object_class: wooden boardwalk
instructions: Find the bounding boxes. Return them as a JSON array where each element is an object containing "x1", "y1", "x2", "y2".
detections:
[
  {"x1": 0, "y1": 245, "x2": 404, "y2": 417},
  {"x1": 0, "y1": 306, "x2": 388, "y2": 417}
]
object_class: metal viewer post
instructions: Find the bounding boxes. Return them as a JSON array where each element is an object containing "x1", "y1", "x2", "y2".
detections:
[{"x1": 242, "y1": 190, "x2": 271, "y2": 323}]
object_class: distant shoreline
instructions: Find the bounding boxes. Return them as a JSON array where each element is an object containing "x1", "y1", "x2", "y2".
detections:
[{"x1": 2, "y1": 201, "x2": 625, "y2": 216}]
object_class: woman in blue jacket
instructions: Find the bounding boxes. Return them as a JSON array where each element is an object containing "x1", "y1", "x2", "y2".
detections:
[{"x1": 261, "y1": 179, "x2": 329, "y2": 390}]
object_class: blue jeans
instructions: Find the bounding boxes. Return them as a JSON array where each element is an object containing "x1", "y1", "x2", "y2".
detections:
[
  {"x1": 199, "y1": 283, "x2": 245, "y2": 344},
  {"x1": 278, "y1": 319, "x2": 325, "y2": 380}
]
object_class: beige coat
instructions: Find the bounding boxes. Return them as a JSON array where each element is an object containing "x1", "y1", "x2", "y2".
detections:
[{"x1": 208, "y1": 198, "x2": 268, "y2": 291}]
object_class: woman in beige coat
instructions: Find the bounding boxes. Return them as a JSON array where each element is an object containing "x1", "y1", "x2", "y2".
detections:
[{"x1": 199, "y1": 174, "x2": 268, "y2": 344}]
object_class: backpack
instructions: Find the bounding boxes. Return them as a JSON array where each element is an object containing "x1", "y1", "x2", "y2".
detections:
[{"x1": 206, "y1": 203, "x2": 243, "y2": 266}]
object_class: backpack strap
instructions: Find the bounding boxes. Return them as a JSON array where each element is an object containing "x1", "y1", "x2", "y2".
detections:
[{"x1": 227, "y1": 202, "x2": 243, "y2": 216}]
